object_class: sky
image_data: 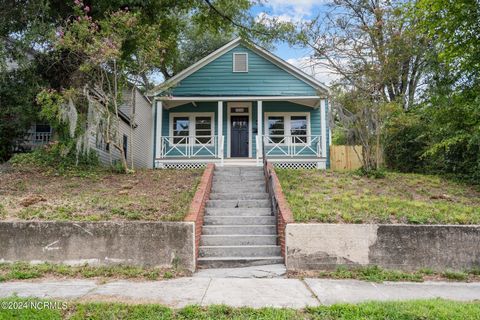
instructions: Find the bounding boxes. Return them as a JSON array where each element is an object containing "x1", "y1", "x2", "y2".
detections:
[{"x1": 249, "y1": 0, "x2": 337, "y2": 85}]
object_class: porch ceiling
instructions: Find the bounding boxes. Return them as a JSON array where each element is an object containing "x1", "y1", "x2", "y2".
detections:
[{"x1": 158, "y1": 96, "x2": 322, "y2": 109}]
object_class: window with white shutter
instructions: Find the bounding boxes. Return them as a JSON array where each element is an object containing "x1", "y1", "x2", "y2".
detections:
[{"x1": 233, "y1": 53, "x2": 248, "y2": 72}]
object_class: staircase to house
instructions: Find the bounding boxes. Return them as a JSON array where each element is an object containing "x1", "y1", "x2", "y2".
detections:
[{"x1": 198, "y1": 166, "x2": 283, "y2": 268}]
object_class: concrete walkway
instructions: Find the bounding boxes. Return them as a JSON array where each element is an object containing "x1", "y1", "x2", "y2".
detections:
[{"x1": 1, "y1": 272, "x2": 479, "y2": 308}]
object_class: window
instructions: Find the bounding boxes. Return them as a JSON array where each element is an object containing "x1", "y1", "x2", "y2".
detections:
[
  {"x1": 170, "y1": 113, "x2": 214, "y2": 145},
  {"x1": 233, "y1": 53, "x2": 248, "y2": 72},
  {"x1": 35, "y1": 124, "x2": 51, "y2": 133},
  {"x1": 173, "y1": 117, "x2": 189, "y2": 144},
  {"x1": 290, "y1": 116, "x2": 308, "y2": 143},
  {"x1": 195, "y1": 117, "x2": 212, "y2": 144},
  {"x1": 265, "y1": 113, "x2": 310, "y2": 144},
  {"x1": 268, "y1": 116, "x2": 285, "y2": 143},
  {"x1": 123, "y1": 134, "x2": 128, "y2": 160},
  {"x1": 95, "y1": 133, "x2": 109, "y2": 152}
]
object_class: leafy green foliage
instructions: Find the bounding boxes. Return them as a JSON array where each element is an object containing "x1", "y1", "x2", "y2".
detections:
[
  {"x1": 9, "y1": 142, "x2": 99, "y2": 172},
  {"x1": 384, "y1": 110, "x2": 430, "y2": 173},
  {"x1": 0, "y1": 66, "x2": 44, "y2": 161}
]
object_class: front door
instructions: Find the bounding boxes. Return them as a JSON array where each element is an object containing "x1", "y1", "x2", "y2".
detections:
[{"x1": 231, "y1": 116, "x2": 249, "y2": 157}]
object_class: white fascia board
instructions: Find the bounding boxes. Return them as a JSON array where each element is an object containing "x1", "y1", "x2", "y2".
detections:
[{"x1": 156, "y1": 96, "x2": 323, "y2": 101}]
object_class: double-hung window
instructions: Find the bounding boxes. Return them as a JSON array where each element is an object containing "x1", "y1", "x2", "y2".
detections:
[
  {"x1": 265, "y1": 113, "x2": 310, "y2": 145},
  {"x1": 290, "y1": 116, "x2": 308, "y2": 143},
  {"x1": 171, "y1": 113, "x2": 214, "y2": 145},
  {"x1": 194, "y1": 117, "x2": 213, "y2": 144},
  {"x1": 173, "y1": 117, "x2": 190, "y2": 144},
  {"x1": 267, "y1": 116, "x2": 285, "y2": 143}
]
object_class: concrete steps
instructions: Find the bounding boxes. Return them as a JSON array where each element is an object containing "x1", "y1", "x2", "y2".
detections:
[
  {"x1": 199, "y1": 245, "x2": 281, "y2": 258},
  {"x1": 197, "y1": 257, "x2": 284, "y2": 268},
  {"x1": 206, "y1": 199, "x2": 271, "y2": 208},
  {"x1": 202, "y1": 225, "x2": 277, "y2": 235},
  {"x1": 209, "y1": 193, "x2": 269, "y2": 200},
  {"x1": 204, "y1": 216, "x2": 276, "y2": 225},
  {"x1": 200, "y1": 235, "x2": 277, "y2": 246},
  {"x1": 198, "y1": 166, "x2": 283, "y2": 269},
  {"x1": 205, "y1": 208, "x2": 272, "y2": 216}
]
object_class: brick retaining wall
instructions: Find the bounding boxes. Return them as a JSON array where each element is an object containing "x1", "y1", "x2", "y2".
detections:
[{"x1": 184, "y1": 163, "x2": 214, "y2": 267}]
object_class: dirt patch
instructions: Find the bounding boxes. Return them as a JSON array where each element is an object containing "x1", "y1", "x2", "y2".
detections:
[{"x1": 0, "y1": 167, "x2": 202, "y2": 221}]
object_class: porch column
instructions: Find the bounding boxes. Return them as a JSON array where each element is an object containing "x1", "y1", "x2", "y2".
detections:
[
  {"x1": 217, "y1": 101, "x2": 223, "y2": 164},
  {"x1": 257, "y1": 100, "x2": 263, "y2": 158},
  {"x1": 320, "y1": 99, "x2": 327, "y2": 158},
  {"x1": 155, "y1": 100, "x2": 163, "y2": 160}
]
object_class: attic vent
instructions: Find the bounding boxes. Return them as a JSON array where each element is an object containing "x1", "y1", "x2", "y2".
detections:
[{"x1": 233, "y1": 53, "x2": 248, "y2": 72}]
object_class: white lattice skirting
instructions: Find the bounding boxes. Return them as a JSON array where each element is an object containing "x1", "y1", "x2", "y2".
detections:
[
  {"x1": 155, "y1": 162, "x2": 208, "y2": 169},
  {"x1": 273, "y1": 162, "x2": 325, "y2": 170}
]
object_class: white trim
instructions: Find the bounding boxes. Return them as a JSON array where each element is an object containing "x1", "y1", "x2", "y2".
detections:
[
  {"x1": 147, "y1": 37, "x2": 329, "y2": 96},
  {"x1": 233, "y1": 52, "x2": 248, "y2": 72},
  {"x1": 151, "y1": 99, "x2": 156, "y2": 167},
  {"x1": 156, "y1": 96, "x2": 324, "y2": 102},
  {"x1": 169, "y1": 112, "x2": 215, "y2": 146},
  {"x1": 155, "y1": 101, "x2": 162, "y2": 159},
  {"x1": 257, "y1": 100, "x2": 263, "y2": 138},
  {"x1": 227, "y1": 102, "x2": 252, "y2": 158},
  {"x1": 320, "y1": 99, "x2": 327, "y2": 157},
  {"x1": 217, "y1": 101, "x2": 223, "y2": 141},
  {"x1": 264, "y1": 112, "x2": 311, "y2": 146}
]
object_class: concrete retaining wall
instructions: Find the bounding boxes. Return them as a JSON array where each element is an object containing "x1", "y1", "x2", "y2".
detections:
[
  {"x1": 286, "y1": 223, "x2": 480, "y2": 271},
  {"x1": 0, "y1": 221, "x2": 195, "y2": 271}
]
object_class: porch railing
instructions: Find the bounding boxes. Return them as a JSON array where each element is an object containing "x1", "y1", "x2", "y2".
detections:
[
  {"x1": 256, "y1": 134, "x2": 322, "y2": 165},
  {"x1": 160, "y1": 135, "x2": 224, "y2": 163}
]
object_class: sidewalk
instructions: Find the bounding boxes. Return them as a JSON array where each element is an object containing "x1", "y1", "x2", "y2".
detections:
[{"x1": 1, "y1": 266, "x2": 479, "y2": 308}]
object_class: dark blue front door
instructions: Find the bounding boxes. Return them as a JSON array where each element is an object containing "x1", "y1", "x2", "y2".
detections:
[{"x1": 231, "y1": 116, "x2": 249, "y2": 157}]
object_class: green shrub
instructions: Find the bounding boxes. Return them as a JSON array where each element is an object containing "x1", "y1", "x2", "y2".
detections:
[
  {"x1": 9, "y1": 141, "x2": 99, "y2": 172},
  {"x1": 384, "y1": 111, "x2": 429, "y2": 173}
]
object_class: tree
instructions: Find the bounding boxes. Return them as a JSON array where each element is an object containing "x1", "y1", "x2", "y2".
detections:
[
  {"x1": 0, "y1": 66, "x2": 44, "y2": 161},
  {"x1": 413, "y1": 0, "x2": 480, "y2": 182},
  {"x1": 1, "y1": 0, "x2": 293, "y2": 165},
  {"x1": 297, "y1": 0, "x2": 429, "y2": 171},
  {"x1": 302, "y1": 0, "x2": 428, "y2": 110}
]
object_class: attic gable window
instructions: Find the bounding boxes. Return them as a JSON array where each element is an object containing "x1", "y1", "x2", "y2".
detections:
[{"x1": 233, "y1": 53, "x2": 248, "y2": 72}]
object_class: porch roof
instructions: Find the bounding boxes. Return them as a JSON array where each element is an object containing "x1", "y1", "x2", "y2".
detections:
[{"x1": 156, "y1": 96, "x2": 323, "y2": 109}]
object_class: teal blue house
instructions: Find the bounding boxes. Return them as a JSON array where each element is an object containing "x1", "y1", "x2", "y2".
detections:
[{"x1": 147, "y1": 38, "x2": 330, "y2": 169}]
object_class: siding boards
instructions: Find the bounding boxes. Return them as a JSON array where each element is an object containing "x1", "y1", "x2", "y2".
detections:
[
  {"x1": 89, "y1": 89, "x2": 152, "y2": 168},
  {"x1": 170, "y1": 45, "x2": 318, "y2": 97}
]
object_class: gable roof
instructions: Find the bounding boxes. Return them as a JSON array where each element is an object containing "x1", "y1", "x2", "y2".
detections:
[{"x1": 147, "y1": 38, "x2": 329, "y2": 97}]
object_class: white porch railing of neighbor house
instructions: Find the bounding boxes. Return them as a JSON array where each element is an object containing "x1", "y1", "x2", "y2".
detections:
[
  {"x1": 27, "y1": 132, "x2": 52, "y2": 146},
  {"x1": 256, "y1": 135, "x2": 322, "y2": 164},
  {"x1": 160, "y1": 135, "x2": 224, "y2": 164}
]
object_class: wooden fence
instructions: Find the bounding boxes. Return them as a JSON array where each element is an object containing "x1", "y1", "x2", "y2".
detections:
[{"x1": 330, "y1": 145, "x2": 363, "y2": 171}]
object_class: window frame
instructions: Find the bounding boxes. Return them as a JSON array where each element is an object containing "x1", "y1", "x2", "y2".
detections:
[
  {"x1": 264, "y1": 112, "x2": 311, "y2": 146},
  {"x1": 169, "y1": 112, "x2": 215, "y2": 146},
  {"x1": 233, "y1": 52, "x2": 248, "y2": 73}
]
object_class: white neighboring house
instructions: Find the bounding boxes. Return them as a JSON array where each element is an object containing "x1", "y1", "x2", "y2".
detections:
[
  {"x1": 23, "y1": 87, "x2": 153, "y2": 169},
  {"x1": 89, "y1": 87, "x2": 153, "y2": 169}
]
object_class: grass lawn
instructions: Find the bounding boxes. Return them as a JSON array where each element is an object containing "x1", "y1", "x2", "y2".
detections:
[
  {"x1": 277, "y1": 170, "x2": 480, "y2": 224},
  {"x1": 0, "y1": 298, "x2": 479, "y2": 319},
  {"x1": 289, "y1": 265, "x2": 480, "y2": 283},
  {"x1": 0, "y1": 262, "x2": 188, "y2": 282},
  {"x1": 0, "y1": 165, "x2": 201, "y2": 221}
]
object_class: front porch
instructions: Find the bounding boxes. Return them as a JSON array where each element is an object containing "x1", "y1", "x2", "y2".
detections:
[{"x1": 152, "y1": 96, "x2": 329, "y2": 169}]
